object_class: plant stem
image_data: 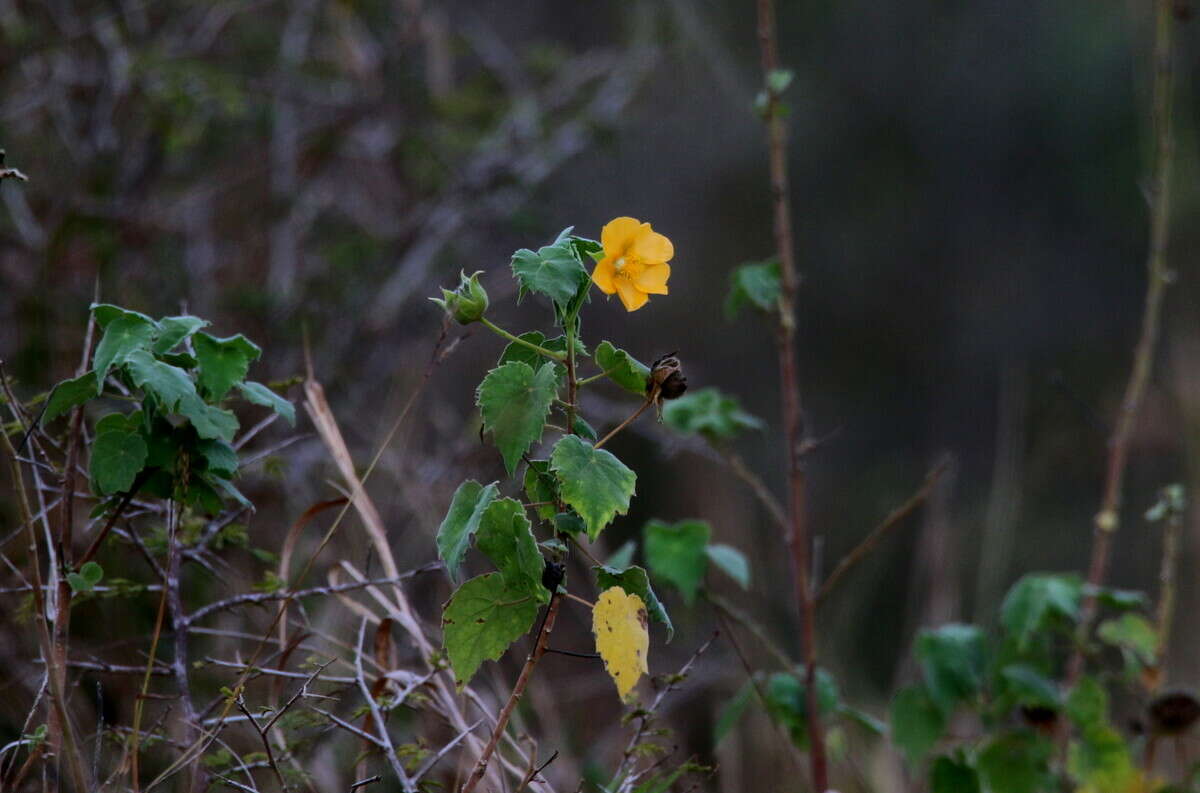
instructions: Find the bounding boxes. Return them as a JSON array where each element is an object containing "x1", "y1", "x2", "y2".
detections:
[
  {"x1": 479, "y1": 318, "x2": 566, "y2": 361},
  {"x1": 1067, "y1": 0, "x2": 1176, "y2": 690},
  {"x1": 594, "y1": 398, "x2": 652, "y2": 450},
  {"x1": 577, "y1": 369, "x2": 617, "y2": 387},
  {"x1": 1152, "y1": 495, "x2": 1183, "y2": 689},
  {"x1": 461, "y1": 593, "x2": 562, "y2": 793},
  {"x1": 755, "y1": 0, "x2": 828, "y2": 788},
  {"x1": 565, "y1": 317, "x2": 579, "y2": 432}
]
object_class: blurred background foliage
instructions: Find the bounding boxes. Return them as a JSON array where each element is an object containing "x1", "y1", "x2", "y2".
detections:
[{"x1": 4, "y1": 0, "x2": 1200, "y2": 790}]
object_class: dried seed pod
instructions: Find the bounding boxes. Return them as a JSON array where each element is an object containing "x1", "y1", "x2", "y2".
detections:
[
  {"x1": 1148, "y1": 689, "x2": 1200, "y2": 735},
  {"x1": 648, "y1": 352, "x2": 687, "y2": 402}
]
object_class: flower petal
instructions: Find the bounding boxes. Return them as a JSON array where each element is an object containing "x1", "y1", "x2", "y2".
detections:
[
  {"x1": 615, "y1": 278, "x2": 649, "y2": 312},
  {"x1": 601, "y1": 217, "x2": 643, "y2": 257},
  {"x1": 631, "y1": 227, "x2": 674, "y2": 263},
  {"x1": 633, "y1": 263, "x2": 670, "y2": 295},
  {"x1": 592, "y1": 258, "x2": 617, "y2": 294}
]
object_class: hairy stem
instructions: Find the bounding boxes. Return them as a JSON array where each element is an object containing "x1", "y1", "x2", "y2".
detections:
[
  {"x1": 480, "y1": 318, "x2": 567, "y2": 361},
  {"x1": 755, "y1": 0, "x2": 828, "y2": 787},
  {"x1": 566, "y1": 317, "x2": 579, "y2": 432},
  {"x1": 1067, "y1": 0, "x2": 1176, "y2": 690}
]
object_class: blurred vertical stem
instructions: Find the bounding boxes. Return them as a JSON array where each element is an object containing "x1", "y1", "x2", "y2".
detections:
[
  {"x1": 754, "y1": 0, "x2": 828, "y2": 790},
  {"x1": 1153, "y1": 493, "x2": 1183, "y2": 685},
  {"x1": 1068, "y1": 0, "x2": 1176, "y2": 688}
]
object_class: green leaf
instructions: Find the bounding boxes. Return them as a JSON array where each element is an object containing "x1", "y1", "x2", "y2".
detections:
[
  {"x1": 553, "y1": 511, "x2": 586, "y2": 536},
  {"x1": 178, "y1": 394, "x2": 239, "y2": 442},
  {"x1": 80, "y1": 561, "x2": 104, "y2": 585},
  {"x1": 766, "y1": 69, "x2": 793, "y2": 95},
  {"x1": 643, "y1": 519, "x2": 710, "y2": 605},
  {"x1": 572, "y1": 416, "x2": 598, "y2": 441},
  {"x1": 477, "y1": 361, "x2": 559, "y2": 474},
  {"x1": 593, "y1": 341, "x2": 650, "y2": 395},
  {"x1": 69, "y1": 560, "x2": 105, "y2": 593},
  {"x1": 930, "y1": 756, "x2": 980, "y2": 793},
  {"x1": 594, "y1": 564, "x2": 673, "y2": 641},
  {"x1": 1065, "y1": 676, "x2": 1108, "y2": 728},
  {"x1": 916, "y1": 624, "x2": 987, "y2": 712},
  {"x1": 1085, "y1": 585, "x2": 1148, "y2": 612},
  {"x1": 93, "y1": 314, "x2": 158, "y2": 390},
  {"x1": 999, "y1": 664, "x2": 1061, "y2": 708},
  {"x1": 90, "y1": 303, "x2": 156, "y2": 330},
  {"x1": 1097, "y1": 614, "x2": 1157, "y2": 666},
  {"x1": 436, "y1": 480, "x2": 499, "y2": 581},
  {"x1": 124, "y1": 349, "x2": 198, "y2": 411},
  {"x1": 890, "y1": 685, "x2": 946, "y2": 765},
  {"x1": 193, "y1": 332, "x2": 262, "y2": 400},
  {"x1": 550, "y1": 435, "x2": 636, "y2": 539},
  {"x1": 662, "y1": 387, "x2": 764, "y2": 443},
  {"x1": 763, "y1": 668, "x2": 840, "y2": 749},
  {"x1": 475, "y1": 498, "x2": 548, "y2": 602},
  {"x1": 1001, "y1": 573, "x2": 1082, "y2": 651},
  {"x1": 44, "y1": 372, "x2": 98, "y2": 423},
  {"x1": 442, "y1": 573, "x2": 541, "y2": 689},
  {"x1": 976, "y1": 731, "x2": 1052, "y2": 793},
  {"x1": 95, "y1": 411, "x2": 142, "y2": 435},
  {"x1": 236, "y1": 381, "x2": 296, "y2": 426},
  {"x1": 1068, "y1": 724, "x2": 1136, "y2": 791},
  {"x1": 715, "y1": 680, "x2": 755, "y2": 744},
  {"x1": 706, "y1": 544, "x2": 750, "y2": 589},
  {"x1": 152, "y1": 315, "x2": 209, "y2": 354},
  {"x1": 212, "y1": 476, "x2": 254, "y2": 512},
  {"x1": 725, "y1": 259, "x2": 781, "y2": 319},
  {"x1": 606, "y1": 540, "x2": 636, "y2": 570},
  {"x1": 510, "y1": 233, "x2": 590, "y2": 307},
  {"x1": 498, "y1": 332, "x2": 569, "y2": 380},
  {"x1": 90, "y1": 430, "x2": 149, "y2": 495},
  {"x1": 523, "y1": 460, "x2": 558, "y2": 520},
  {"x1": 197, "y1": 438, "x2": 239, "y2": 477}
]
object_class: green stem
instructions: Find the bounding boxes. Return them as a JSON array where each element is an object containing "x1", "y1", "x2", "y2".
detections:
[
  {"x1": 565, "y1": 317, "x2": 579, "y2": 433},
  {"x1": 479, "y1": 318, "x2": 566, "y2": 361},
  {"x1": 576, "y1": 369, "x2": 616, "y2": 387}
]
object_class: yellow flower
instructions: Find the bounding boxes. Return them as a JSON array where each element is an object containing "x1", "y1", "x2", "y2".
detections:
[{"x1": 591, "y1": 217, "x2": 674, "y2": 312}]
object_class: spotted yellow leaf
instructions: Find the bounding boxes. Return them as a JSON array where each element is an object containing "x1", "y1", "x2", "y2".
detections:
[{"x1": 592, "y1": 586, "x2": 649, "y2": 703}]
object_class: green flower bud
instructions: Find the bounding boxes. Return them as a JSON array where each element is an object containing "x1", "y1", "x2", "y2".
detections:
[{"x1": 430, "y1": 270, "x2": 489, "y2": 324}]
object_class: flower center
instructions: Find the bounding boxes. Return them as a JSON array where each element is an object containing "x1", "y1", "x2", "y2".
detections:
[{"x1": 614, "y1": 256, "x2": 628, "y2": 272}]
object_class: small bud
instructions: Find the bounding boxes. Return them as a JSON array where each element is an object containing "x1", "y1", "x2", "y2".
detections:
[
  {"x1": 430, "y1": 270, "x2": 489, "y2": 324},
  {"x1": 648, "y1": 352, "x2": 687, "y2": 402}
]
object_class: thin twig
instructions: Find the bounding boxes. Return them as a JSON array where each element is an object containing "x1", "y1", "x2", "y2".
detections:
[
  {"x1": 720, "y1": 451, "x2": 787, "y2": 531},
  {"x1": 816, "y1": 458, "x2": 950, "y2": 603},
  {"x1": 182, "y1": 567, "x2": 440, "y2": 626},
  {"x1": 594, "y1": 397, "x2": 652, "y2": 450},
  {"x1": 234, "y1": 695, "x2": 290, "y2": 793},
  {"x1": 1067, "y1": 0, "x2": 1177, "y2": 691},
  {"x1": 1151, "y1": 488, "x2": 1185, "y2": 690},
  {"x1": 354, "y1": 618, "x2": 415, "y2": 792},
  {"x1": 516, "y1": 751, "x2": 559, "y2": 793},
  {"x1": 412, "y1": 719, "x2": 483, "y2": 783},
  {"x1": 613, "y1": 631, "x2": 718, "y2": 790},
  {"x1": 754, "y1": 0, "x2": 828, "y2": 787}
]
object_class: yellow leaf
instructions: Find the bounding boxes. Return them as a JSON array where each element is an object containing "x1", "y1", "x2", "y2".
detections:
[{"x1": 592, "y1": 586, "x2": 649, "y2": 703}]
